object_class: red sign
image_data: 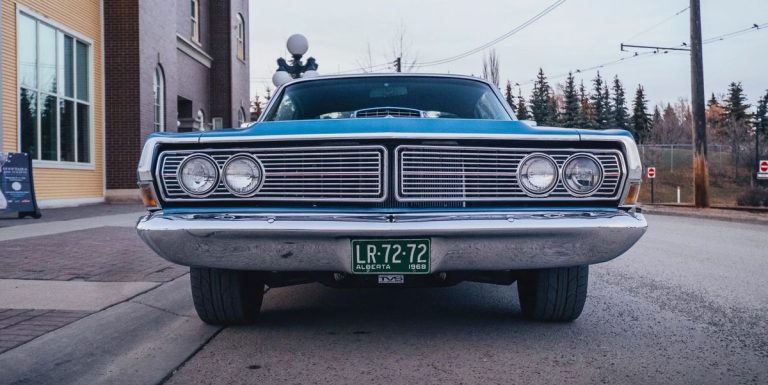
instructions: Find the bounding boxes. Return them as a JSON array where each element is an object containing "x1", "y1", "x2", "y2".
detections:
[
  {"x1": 647, "y1": 167, "x2": 656, "y2": 179},
  {"x1": 760, "y1": 160, "x2": 768, "y2": 173}
]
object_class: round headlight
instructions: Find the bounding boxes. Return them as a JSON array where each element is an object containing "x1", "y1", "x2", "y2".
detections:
[
  {"x1": 563, "y1": 154, "x2": 603, "y2": 196},
  {"x1": 178, "y1": 155, "x2": 219, "y2": 196},
  {"x1": 518, "y1": 153, "x2": 558, "y2": 196},
  {"x1": 222, "y1": 155, "x2": 263, "y2": 196}
]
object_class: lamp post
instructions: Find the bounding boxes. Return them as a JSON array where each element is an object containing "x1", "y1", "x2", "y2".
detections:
[{"x1": 272, "y1": 34, "x2": 319, "y2": 87}]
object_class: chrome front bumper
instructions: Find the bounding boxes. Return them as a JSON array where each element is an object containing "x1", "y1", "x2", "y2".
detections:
[{"x1": 136, "y1": 210, "x2": 647, "y2": 272}]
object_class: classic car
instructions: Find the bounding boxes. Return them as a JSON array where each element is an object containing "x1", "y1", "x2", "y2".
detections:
[{"x1": 136, "y1": 74, "x2": 647, "y2": 325}]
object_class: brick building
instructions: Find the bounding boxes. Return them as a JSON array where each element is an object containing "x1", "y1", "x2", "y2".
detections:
[
  {"x1": 104, "y1": 0, "x2": 250, "y2": 196},
  {"x1": 1, "y1": 0, "x2": 106, "y2": 207}
]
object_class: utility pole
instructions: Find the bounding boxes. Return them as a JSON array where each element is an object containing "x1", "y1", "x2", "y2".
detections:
[
  {"x1": 690, "y1": 0, "x2": 710, "y2": 207},
  {"x1": 394, "y1": 57, "x2": 402, "y2": 73}
]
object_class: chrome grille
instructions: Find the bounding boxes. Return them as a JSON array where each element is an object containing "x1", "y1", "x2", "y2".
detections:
[
  {"x1": 353, "y1": 107, "x2": 423, "y2": 118},
  {"x1": 158, "y1": 146, "x2": 386, "y2": 202},
  {"x1": 396, "y1": 145, "x2": 624, "y2": 201}
]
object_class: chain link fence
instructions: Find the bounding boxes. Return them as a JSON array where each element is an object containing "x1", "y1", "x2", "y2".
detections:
[{"x1": 637, "y1": 144, "x2": 767, "y2": 206}]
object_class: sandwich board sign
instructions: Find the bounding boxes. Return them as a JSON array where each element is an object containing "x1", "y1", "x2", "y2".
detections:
[{"x1": 0, "y1": 152, "x2": 41, "y2": 218}]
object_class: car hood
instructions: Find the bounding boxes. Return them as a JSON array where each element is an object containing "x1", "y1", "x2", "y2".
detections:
[
  {"x1": 205, "y1": 119, "x2": 574, "y2": 138},
  {"x1": 151, "y1": 118, "x2": 633, "y2": 142}
]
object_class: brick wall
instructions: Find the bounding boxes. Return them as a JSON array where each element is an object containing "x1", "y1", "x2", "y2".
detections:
[{"x1": 104, "y1": 0, "x2": 140, "y2": 189}]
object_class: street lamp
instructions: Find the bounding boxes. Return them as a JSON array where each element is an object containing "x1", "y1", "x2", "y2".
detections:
[{"x1": 272, "y1": 34, "x2": 319, "y2": 87}]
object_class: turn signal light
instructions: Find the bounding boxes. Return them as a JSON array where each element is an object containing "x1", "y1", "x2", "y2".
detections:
[
  {"x1": 624, "y1": 182, "x2": 641, "y2": 205},
  {"x1": 139, "y1": 183, "x2": 159, "y2": 209}
]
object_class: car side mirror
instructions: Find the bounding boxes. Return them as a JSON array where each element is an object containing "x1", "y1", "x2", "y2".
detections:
[{"x1": 520, "y1": 120, "x2": 538, "y2": 127}]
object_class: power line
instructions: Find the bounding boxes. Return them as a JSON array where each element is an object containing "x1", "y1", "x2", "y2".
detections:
[
  {"x1": 703, "y1": 22, "x2": 767, "y2": 44},
  {"x1": 329, "y1": 0, "x2": 566, "y2": 74},
  {"x1": 624, "y1": 6, "x2": 689, "y2": 43},
  {"x1": 412, "y1": 0, "x2": 567, "y2": 68},
  {"x1": 520, "y1": 21, "x2": 768, "y2": 87}
]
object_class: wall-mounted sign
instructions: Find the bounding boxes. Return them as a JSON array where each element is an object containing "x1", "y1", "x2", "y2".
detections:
[{"x1": 1, "y1": 152, "x2": 41, "y2": 218}]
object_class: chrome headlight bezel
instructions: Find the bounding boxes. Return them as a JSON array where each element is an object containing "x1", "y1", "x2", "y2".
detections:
[
  {"x1": 221, "y1": 154, "x2": 265, "y2": 197},
  {"x1": 517, "y1": 153, "x2": 559, "y2": 197},
  {"x1": 562, "y1": 153, "x2": 604, "y2": 197},
  {"x1": 176, "y1": 154, "x2": 220, "y2": 197}
]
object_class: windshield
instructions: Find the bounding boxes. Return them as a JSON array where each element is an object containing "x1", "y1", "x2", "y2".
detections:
[{"x1": 264, "y1": 76, "x2": 511, "y2": 121}]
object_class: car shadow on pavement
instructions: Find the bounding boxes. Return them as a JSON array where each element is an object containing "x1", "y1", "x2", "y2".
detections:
[{"x1": 243, "y1": 282, "x2": 570, "y2": 334}]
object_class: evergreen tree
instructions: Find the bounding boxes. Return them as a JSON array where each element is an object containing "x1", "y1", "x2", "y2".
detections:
[
  {"x1": 720, "y1": 82, "x2": 752, "y2": 178},
  {"x1": 590, "y1": 72, "x2": 612, "y2": 129},
  {"x1": 577, "y1": 80, "x2": 593, "y2": 128},
  {"x1": 547, "y1": 95, "x2": 560, "y2": 126},
  {"x1": 630, "y1": 85, "x2": 651, "y2": 143},
  {"x1": 530, "y1": 68, "x2": 553, "y2": 125},
  {"x1": 756, "y1": 90, "x2": 768, "y2": 140},
  {"x1": 722, "y1": 82, "x2": 751, "y2": 123},
  {"x1": 516, "y1": 91, "x2": 530, "y2": 120},
  {"x1": 602, "y1": 83, "x2": 614, "y2": 128},
  {"x1": 612, "y1": 76, "x2": 629, "y2": 130},
  {"x1": 504, "y1": 80, "x2": 516, "y2": 113},
  {"x1": 561, "y1": 72, "x2": 580, "y2": 127},
  {"x1": 650, "y1": 106, "x2": 663, "y2": 144}
]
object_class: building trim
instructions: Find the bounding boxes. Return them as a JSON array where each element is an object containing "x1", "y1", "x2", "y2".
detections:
[
  {"x1": 100, "y1": 0, "x2": 106, "y2": 197},
  {"x1": 176, "y1": 33, "x2": 212, "y2": 68},
  {"x1": 37, "y1": 196, "x2": 105, "y2": 209},
  {"x1": 0, "y1": 0, "x2": 4, "y2": 149}
]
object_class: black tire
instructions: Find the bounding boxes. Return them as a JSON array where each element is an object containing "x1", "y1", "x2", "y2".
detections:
[
  {"x1": 517, "y1": 265, "x2": 589, "y2": 322},
  {"x1": 190, "y1": 267, "x2": 265, "y2": 325}
]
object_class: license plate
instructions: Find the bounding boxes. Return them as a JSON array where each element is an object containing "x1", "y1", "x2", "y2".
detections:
[{"x1": 351, "y1": 239, "x2": 430, "y2": 274}]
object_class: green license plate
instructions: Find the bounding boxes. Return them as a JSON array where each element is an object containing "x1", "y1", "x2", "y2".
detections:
[{"x1": 352, "y1": 239, "x2": 430, "y2": 274}]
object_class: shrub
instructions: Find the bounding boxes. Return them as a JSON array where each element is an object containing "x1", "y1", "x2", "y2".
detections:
[{"x1": 736, "y1": 187, "x2": 768, "y2": 207}]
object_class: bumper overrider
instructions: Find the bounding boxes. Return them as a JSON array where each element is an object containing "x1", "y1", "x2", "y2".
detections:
[{"x1": 136, "y1": 210, "x2": 647, "y2": 272}]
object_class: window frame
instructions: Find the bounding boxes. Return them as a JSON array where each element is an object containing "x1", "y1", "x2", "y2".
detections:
[
  {"x1": 235, "y1": 13, "x2": 245, "y2": 61},
  {"x1": 237, "y1": 107, "x2": 246, "y2": 126},
  {"x1": 153, "y1": 65, "x2": 165, "y2": 132},
  {"x1": 191, "y1": 0, "x2": 201, "y2": 44},
  {"x1": 16, "y1": 6, "x2": 95, "y2": 170}
]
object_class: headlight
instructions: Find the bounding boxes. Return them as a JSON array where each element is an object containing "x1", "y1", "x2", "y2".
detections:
[
  {"x1": 518, "y1": 153, "x2": 558, "y2": 196},
  {"x1": 222, "y1": 155, "x2": 263, "y2": 196},
  {"x1": 562, "y1": 154, "x2": 603, "y2": 196},
  {"x1": 178, "y1": 154, "x2": 219, "y2": 196}
]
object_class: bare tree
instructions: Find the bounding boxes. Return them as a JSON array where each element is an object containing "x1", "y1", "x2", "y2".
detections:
[
  {"x1": 391, "y1": 24, "x2": 418, "y2": 72},
  {"x1": 482, "y1": 49, "x2": 500, "y2": 87},
  {"x1": 356, "y1": 42, "x2": 377, "y2": 73}
]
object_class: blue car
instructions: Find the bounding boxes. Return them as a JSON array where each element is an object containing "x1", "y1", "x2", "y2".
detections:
[{"x1": 136, "y1": 74, "x2": 647, "y2": 324}]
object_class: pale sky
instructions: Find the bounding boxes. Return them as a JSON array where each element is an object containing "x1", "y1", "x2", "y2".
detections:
[{"x1": 249, "y1": 0, "x2": 768, "y2": 109}]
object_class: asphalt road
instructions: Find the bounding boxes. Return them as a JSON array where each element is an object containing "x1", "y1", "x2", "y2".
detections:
[
  {"x1": 1, "y1": 213, "x2": 766, "y2": 384},
  {"x1": 164, "y1": 214, "x2": 768, "y2": 385}
]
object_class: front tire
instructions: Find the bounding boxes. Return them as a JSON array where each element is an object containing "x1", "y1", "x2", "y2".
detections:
[
  {"x1": 190, "y1": 267, "x2": 265, "y2": 325},
  {"x1": 517, "y1": 265, "x2": 588, "y2": 322}
]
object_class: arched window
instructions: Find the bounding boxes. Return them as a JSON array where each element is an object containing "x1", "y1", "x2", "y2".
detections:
[
  {"x1": 153, "y1": 66, "x2": 165, "y2": 132},
  {"x1": 237, "y1": 107, "x2": 246, "y2": 126},
  {"x1": 196, "y1": 109, "x2": 206, "y2": 131},
  {"x1": 191, "y1": 0, "x2": 200, "y2": 43},
  {"x1": 236, "y1": 14, "x2": 245, "y2": 61}
]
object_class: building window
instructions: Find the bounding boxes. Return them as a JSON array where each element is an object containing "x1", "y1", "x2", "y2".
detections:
[
  {"x1": 196, "y1": 109, "x2": 206, "y2": 131},
  {"x1": 153, "y1": 66, "x2": 165, "y2": 132},
  {"x1": 237, "y1": 107, "x2": 246, "y2": 126},
  {"x1": 18, "y1": 12, "x2": 91, "y2": 164},
  {"x1": 191, "y1": 0, "x2": 200, "y2": 43},
  {"x1": 236, "y1": 14, "x2": 245, "y2": 61}
]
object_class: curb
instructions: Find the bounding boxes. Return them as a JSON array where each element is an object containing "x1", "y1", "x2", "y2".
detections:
[{"x1": 640, "y1": 204, "x2": 768, "y2": 226}]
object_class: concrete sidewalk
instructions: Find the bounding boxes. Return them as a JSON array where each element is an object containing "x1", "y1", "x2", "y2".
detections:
[{"x1": 0, "y1": 204, "x2": 186, "y2": 358}]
